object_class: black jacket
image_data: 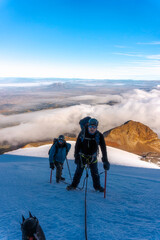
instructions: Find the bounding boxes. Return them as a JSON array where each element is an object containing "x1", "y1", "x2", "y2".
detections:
[{"x1": 75, "y1": 128, "x2": 109, "y2": 163}]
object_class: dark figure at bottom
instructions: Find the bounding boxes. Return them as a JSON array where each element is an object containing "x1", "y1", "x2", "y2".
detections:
[{"x1": 21, "y1": 212, "x2": 46, "y2": 240}]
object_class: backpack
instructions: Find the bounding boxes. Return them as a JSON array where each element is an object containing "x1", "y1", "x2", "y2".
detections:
[
  {"x1": 79, "y1": 116, "x2": 91, "y2": 130},
  {"x1": 79, "y1": 117, "x2": 100, "y2": 148}
]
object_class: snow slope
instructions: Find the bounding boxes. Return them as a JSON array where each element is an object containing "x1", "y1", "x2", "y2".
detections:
[
  {"x1": 0, "y1": 142, "x2": 160, "y2": 240},
  {"x1": 7, "y1": 141, "x2": 159, "y2": 169}
]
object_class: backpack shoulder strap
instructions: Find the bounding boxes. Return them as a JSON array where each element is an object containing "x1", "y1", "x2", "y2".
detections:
[
  {"x1": 80, "y1": 129, "x2": 100, "y2": 144},
  {"x1": 80, "y1": 128, "x2": 86, "y2": 142},
  {"x1": 95, "y1": 131, "x2": 100, "y2": 145}
]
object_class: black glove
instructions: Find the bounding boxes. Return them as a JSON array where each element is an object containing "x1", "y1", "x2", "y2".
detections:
[
  {"x1": 103, "y1": 161, "x2": 110, "y2": 171},
  {"x1": 50, "y1": 162, "x2": 55, "y2": 169}
]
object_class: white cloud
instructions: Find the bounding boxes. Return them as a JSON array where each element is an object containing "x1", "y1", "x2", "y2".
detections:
[
  {"x1": 114, "y1": 52, "x2": 143, "y2": 57},
  {"x1": 137, "y1": 41, "x2": 160, "y2": 45},
  {"x1": 67, "y1": 94, "x2": 123, "y2": 104},
  {"x1": 0, "y1": 89, "x2": 160, "y2": 145},
  {"x1": 146, "y1": 55, "x2": 160, "y2": 60}
]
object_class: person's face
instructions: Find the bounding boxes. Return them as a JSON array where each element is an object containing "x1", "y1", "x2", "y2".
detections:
[
  {"x1": 88, "y1": 125, "x2": 97, "y2": 134},
  {"x1": 58, "y1": 139, "x2": 63, "y2": 145}
]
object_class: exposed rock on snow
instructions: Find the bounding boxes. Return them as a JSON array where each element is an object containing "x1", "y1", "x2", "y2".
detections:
[{"x1": 104, "y1": 120, "x2": 160, "y2": 164}]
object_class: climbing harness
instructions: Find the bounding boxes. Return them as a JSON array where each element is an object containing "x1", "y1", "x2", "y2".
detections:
[{"x1": 79, "y1": 153, "x2": 97, "y2": 168}]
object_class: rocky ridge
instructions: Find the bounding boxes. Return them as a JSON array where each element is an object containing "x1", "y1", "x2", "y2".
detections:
[{"x1": 103, "y1": 120, "x2": 160, "y2": 166}]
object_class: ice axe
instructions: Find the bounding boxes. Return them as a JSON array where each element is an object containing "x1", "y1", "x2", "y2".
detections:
[
  {"x1": 104, "y1": 170, "x2": 107, "y2": 198},
  {"x1": 50, "y1": 169, "x2": 53, "y2": 184}
]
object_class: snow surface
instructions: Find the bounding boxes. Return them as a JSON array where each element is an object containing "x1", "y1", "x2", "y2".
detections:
[
  {"x1": 7, "y1": 141, "x2": 160, "y2": 169},
  {"x1": 0, "y1": 142, "x2": 160, "y2": 240}
]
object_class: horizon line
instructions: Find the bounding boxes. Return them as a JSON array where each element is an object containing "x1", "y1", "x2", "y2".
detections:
[{"x1": 0, "y1": 77, "x2": 160, "y2": 81}]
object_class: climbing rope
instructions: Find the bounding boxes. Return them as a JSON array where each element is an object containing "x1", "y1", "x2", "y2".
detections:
[{"x1": 84, "y1": 166, "x2": 89, "y2": 240}]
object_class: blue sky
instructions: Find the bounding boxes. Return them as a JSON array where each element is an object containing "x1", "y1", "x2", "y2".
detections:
[{"x1": 0, "y1": 0, "x2": 160, "y2": 79}]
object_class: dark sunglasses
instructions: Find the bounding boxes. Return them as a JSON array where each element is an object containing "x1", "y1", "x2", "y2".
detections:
[
  {"x1": 58, "y1": 139, "x2": 64, "y2": 142},
  {"x1": 88, "y1": 125, "x2": 97, "y2": 129}
]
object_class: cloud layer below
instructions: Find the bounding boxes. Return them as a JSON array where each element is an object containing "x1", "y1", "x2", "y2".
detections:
[{"x1": 0, "y1": 88, "x2": 160, "y2": 145}]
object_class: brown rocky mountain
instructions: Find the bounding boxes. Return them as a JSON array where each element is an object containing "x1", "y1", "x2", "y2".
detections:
[{"x1": 103, "y1": 120, "x2": 160, "y2": 161}]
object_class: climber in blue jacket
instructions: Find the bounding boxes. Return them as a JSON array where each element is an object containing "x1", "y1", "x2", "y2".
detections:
[{"x1": 49, "y1": 135, "x2": 71, "y2": 183}]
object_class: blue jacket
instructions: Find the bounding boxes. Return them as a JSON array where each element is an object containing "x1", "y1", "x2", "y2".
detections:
[{"x1": 49, "y1": 142, "x2": 71, "y2": 164}]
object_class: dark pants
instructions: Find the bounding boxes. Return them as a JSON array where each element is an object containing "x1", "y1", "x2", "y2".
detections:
[
  {"x1": 55, "y1": 161, "x2": 63, "y2": 181},
  {"x1": 72, "y1": 162, "x2": 100, "y2": 189}
]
